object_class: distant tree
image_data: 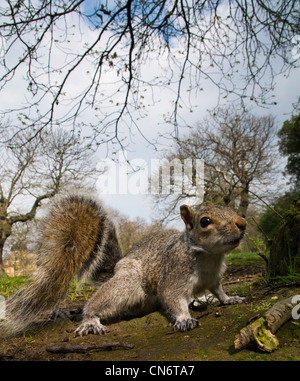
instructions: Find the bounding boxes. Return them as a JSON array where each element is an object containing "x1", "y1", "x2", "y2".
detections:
[
  {"x1": 0, "y1": 127, "x2": 97, "y2": 276},
  {"x1": 277, "y1": 114, "x2": 300, "y2": 189},
  {"x1": 259, "y1": 191, "x2": 300, "y2": 241},
  {"x1": 154, "y1": 105, "x2": 279, "y2": 221},
  {"x1": 269, "y1": 195, "x2": 300, "y2": 278},
  {"x1": 109, "y1": 208, "x2": 163, "y2": 255}
]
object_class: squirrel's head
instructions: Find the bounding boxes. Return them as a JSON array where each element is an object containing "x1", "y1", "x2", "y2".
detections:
[{"x1": 180, "y1": 203, "x2": 247, "y2": 255}]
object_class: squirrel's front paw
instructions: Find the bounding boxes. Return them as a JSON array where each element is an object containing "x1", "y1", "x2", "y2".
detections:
[
  {"x1": 74, "y1": 318, "x2": 109, "y2": 337},
  {"x1": 222, "y1": 296, "x2": 245, "y2": 305},
  {"x1": 174, "y1": 318, "x2": 199, "y2": 332}
]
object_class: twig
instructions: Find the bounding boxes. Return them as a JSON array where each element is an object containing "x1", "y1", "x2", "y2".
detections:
[
  {"x1": 223, "y1": 275, "x2": 258, "y2": 285},
  {"x1": 263, "y1": 282, "x2": 300, "y2": 295},
  {"x1": 250, "y1": 216, "x2": 272, "y2": 243},
  {"x1": 165, "y1": 331, "x2": 176, "y2": 335},
  {"x1": 248, "y1": 190, "x2": 284, "y2": 219},
  {"x1": 195, "y1": 310, "x2": 212, "y2": 319},
  {"x1": 0, "y1": 353, "x2": 14, "y2": 360},
  {"x1": 248, "y1": 236, "x2": 269, "y2": 267},
  {"x1": 46, "y1": 342, "x2": 134, "y2": 354}
]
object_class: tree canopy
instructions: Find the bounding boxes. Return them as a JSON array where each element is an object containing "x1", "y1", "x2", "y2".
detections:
[
  {"x1": 277, "y1": 113, "x2": 300, "y2": 189},
  {"x1": 153, "y1": 105, "x2": 279, "y2": 221},
  {"x1": 0, "y1": 0, "x2": 299, "y2": 147}
]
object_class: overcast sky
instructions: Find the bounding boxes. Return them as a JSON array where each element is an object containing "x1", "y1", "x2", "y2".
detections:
[
  {"x1": 96, "y1": 65, "x2": 300, "y2": 225},
  {"x1": 1, "y1": 3, "x2": 299, "y2": 226}
]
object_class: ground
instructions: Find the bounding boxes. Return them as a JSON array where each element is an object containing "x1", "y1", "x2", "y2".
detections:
[{"x1": 0, "y1": 252, "x2": 299, "y2": 362}]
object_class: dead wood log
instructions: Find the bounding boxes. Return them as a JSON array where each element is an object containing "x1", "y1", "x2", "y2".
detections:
[
  {"x1": 46, "y1": 342, "x2": 135, "y2": 354},
  {"x1": 234, "y1": 297, "x2": 294, "y2": 352}
]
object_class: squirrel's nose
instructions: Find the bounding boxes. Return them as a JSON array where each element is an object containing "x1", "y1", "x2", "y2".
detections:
[{"x1": 235, "y1": 218, "x2": 247, "y2": 232}]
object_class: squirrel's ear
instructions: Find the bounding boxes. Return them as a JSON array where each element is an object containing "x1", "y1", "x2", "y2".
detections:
[
  {"x1": 205, "y1": 201, "x2": 214, "y2": 207},
  {"x1": 180, "y1": 205, "x2": 195, "y2": 230}
]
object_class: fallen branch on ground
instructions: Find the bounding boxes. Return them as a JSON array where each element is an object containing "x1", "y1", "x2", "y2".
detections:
[
  {"x1": 0, "y1": 353, "x2": 14, "y2": 359},
  {"x1": 46, "y1": 342, "x2": 135, "y2": 354},
  {"x1": 224, "y1": 275, "x2": 258, "y2": 286},
  {"x1": 234, "y1": 297, "x2": 294, "y2": 352},
  {"x1": 195, "y1": 310, "x2": 212, "y2": 319}
]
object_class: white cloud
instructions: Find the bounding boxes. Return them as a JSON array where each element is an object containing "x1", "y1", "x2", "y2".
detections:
[{"x1": 0, "y1": 5, "x2": 299, "y2": 224}]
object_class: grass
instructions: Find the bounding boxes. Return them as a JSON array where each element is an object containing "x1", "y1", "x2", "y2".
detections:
[
  {"x1": 226, "y1": 251, "x2": 267, "y2": 274},
  {"x1": 0, "y1": 251, "x2": 297, "y2": 303},
  {"x1": 0, "y1": 251, "x2": 264, "y2": 296},
  {"x1": 0, "y1": 275, "x2": 96, "y2": 304},
  {"x1": 267, "y1": 273, "x2": 300, "y2": 288},
  {"x1": 226, "y1": 251, "x2": 265, "y2": 263},
  {"x1": 0, "y1": 276, "x2": 30, "y2": 298},
  {"x1": 67, "y1": 279, "x2": 95, "y2": 301}
]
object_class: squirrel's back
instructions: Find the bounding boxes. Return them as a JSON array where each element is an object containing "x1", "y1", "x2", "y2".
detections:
[{"x1": 2, "y1": 194, "x2": 122, "y2": 336}]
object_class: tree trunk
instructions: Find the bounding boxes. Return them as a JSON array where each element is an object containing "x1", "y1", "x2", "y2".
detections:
[
  {"x1": 0, "y1": 240, "x2": 8, "y2": 277},
  {"x1": 237, "y1": 152, "x2": 250, "y2": 217},
  {"x1": 238, "y1": 182, "x2": 249, "y2": 217},
  {"x1": 0, "y1": 221, "x2": 12, "y2": 277},
  {"x1": 269, "y1": 196, "x2": 300, "y2": 278}
]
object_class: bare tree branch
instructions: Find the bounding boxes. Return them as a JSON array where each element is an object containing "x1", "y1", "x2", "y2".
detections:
[
  {"x1": 153, "y1": 105, "x2": 280, "y2": 221},
  {"x1": 0, "y1": 0, "x2": 298, "y2": 147}
]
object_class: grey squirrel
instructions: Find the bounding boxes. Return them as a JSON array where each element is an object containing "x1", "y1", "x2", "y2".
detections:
[{"x1": 2, "y1": 194, "x2": 247, "y2": 336}]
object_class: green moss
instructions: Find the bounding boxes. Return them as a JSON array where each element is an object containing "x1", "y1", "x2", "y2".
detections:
[
  {"x1": 1, "y1": 300, "x2": 300, "y2": 361},
  {"x1": 1, "y1": 277, "x2": 299, "y2": 361},
  {"x1": 252, "y1": 317, "x2": 279, "y2": 352}
]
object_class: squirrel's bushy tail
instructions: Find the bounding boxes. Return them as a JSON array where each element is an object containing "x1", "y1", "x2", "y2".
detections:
[{"x1": 1, "y1": 194, "x2": 122, "y2": 336}]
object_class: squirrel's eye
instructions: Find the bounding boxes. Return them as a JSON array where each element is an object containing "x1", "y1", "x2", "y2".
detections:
[{"x1": 200, "y1": 217, "x2": 211, "y2": 228}]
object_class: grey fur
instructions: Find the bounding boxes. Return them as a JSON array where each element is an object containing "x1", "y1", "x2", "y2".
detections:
[
  {"x1": 1, "y1": 196, "x2": 246, "y2": 337},
  {"x1": 75, "y1": 203, "x2": 247, "y2": 336}
]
